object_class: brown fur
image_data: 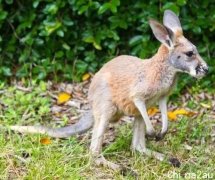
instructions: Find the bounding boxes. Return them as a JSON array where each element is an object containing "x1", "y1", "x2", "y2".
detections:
[
  {"x1": 175, "y1": 30, "x2": 183, "y2": 37},
  {"x1": 88, "y1": 45, "x2": 176, "y2": 118}
]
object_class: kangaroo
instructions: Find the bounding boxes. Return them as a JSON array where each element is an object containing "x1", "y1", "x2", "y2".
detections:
[{"x1": 10, "y1": 10, "x2": 208, "y2": 169}]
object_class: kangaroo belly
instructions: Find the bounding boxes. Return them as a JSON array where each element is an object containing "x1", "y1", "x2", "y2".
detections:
[
  {"x1": 114, "y1": 97, "x2": 140, "y2": 116},
  {"x1": 112, "y1": 84, "x2": 172, "y2": 117}
]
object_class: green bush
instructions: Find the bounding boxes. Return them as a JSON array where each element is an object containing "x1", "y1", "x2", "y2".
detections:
[{"x1": 0, "y1": 0, "x2": 214, "y2": 83}]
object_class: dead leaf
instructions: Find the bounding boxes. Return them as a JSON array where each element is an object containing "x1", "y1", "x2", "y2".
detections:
[
  {"x1": 16, "y1": 85, "x2": 32, "y2": 92},
  {"x1": 66, "y1": 100, "x2": 81, "y2": 109},
  {"x1": 57, "y1": 92, "x2": 71, "y2": 105},
  {"x1": 40, "y1": 137, "x2": 51, "y2": 145},
  {"x1": 51, "y1": 105, "x2": 63, "y2": 113},
  {"x1": 184, "y1": 144, "x2": 192, "y2": 150},
  {"x1": 54, "y1": 112, "x2": 61, "y2": 117},
  {"x1": 147, "y1": 107, "x2": 159, "y2": 116},
  {"x1": 65, "y1": 84, "x2": 73, "y2": 94},
  {"x1": 82, "y1": 73, "x2": 91, "y2": 81},
  {"x1": 200, "y1": 103, "x2": 211, "y2": 109}
]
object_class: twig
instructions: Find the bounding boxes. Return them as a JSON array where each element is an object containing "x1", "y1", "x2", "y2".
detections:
[
  {"x1": 15, "y1": 85, "x2": 32, "y2": 92},
  {"x1": 7, "y1": 20, "x2": 21, "y2": 40}
]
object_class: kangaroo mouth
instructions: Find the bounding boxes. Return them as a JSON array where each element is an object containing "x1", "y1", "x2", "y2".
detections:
[
  {"x1": 196, "y1": 64, "x2": 208, "y2": 75},
  {"x1": 194, "y1": 64, "x2": 209, "y2": 79},
  {"x1": 189, "y1": 64, "x2": 208, "y2": 79}
]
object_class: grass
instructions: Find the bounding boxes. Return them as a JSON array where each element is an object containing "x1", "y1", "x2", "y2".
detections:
[{"x1": 0, "y1": 81, "x2": 214, "y2": 179}]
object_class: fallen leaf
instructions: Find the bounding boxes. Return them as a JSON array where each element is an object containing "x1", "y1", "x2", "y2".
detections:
[
  {"x1": 65, "y1": 84, "x2": 73, "y2": 94},
  {"x1": 200, "y1": 103, "x2": 211, "y2": 109},
  {"x1": 168, "y1": 111, "x2": 177, "y2": 121},
  {"x1": 82, "y1": 73, "x2": 91, "y2": 81},
  {"x1": 57, "y1": 92, "x2": 71, "y2": 105},
  {"x1": 54, "y1": 112, "x2": 61, "y2": 117},
  {"x1": 147, "y1": 107, "x2": 159, "y2": 116},
  {"x1": 40, "y1": 137, "x2": 51, "y2": 145},
  {"x1": 51, "y1": 105, "x2": 63, "y2": 113},
  {"x1": 16, "y1": 85, "x2": 32, "y2": 92},
  {"x1": 173, "y1": 109, "x2": 187, "y2": 114},
  {"x1": 174, "y1": 109, "x2": 197, "y2": 116},
  {"x1": 66, "y1": 100, "x2": 81, "y2": 109},
  {"x1": 168, "y1": 108, "x2": 196, "y2": 121},
  {"x1": 184, "y1": 144, "x2": 192, "y2": 150}
]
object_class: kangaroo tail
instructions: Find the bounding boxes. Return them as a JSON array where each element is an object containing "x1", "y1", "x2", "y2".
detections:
[{"x1": 10, "y1": 111, "x2": 94, "y2": 138}]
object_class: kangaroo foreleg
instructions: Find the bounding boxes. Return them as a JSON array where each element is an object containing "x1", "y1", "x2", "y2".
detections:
[
  {"x1": 156, "y1": 96, "x2": 168, "y2": 141},
  {"x1": 133, "y1": 98, "x2": 156, "y2": 137},
  {"x1": 132, "y1": 117, "x2": 180, "y2": 167},
  {"x1": 132, "y1": 117, "x2": 165, "y2": 161}
]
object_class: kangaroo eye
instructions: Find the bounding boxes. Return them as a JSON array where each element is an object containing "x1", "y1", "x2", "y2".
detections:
[{"x1": 185, "y1": 51, "x2": 193, "y2": 57}]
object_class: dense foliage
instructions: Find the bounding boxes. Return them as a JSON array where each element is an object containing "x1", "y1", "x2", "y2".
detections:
[{"x1": 0, "y1": 0, "x2": 214, "y2": 83}]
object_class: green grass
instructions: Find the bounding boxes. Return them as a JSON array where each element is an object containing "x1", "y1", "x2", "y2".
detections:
[{"x1": 0, "y1": 82, "x2": 214, "y2": 179}]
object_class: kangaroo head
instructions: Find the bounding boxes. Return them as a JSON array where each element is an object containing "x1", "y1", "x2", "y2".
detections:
[{"x1": 149, "y1": 10, "x2": 208, "y2": 78}]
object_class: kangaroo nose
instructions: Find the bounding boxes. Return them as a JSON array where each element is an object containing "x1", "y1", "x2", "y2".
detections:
[
  {"x1": 203, "y1": 66, "x2": 209, "y2": 74},
  {"x1": 195, "y1": 64, "x2": 209, "y2": 75}
]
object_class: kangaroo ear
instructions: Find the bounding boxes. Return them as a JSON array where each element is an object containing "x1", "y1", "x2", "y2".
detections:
[
  {"x1": 149, "y1": 19, "x2": 174, "y2": 49},
  {"x1": 163, "y1": 10, "x2": 183, "y2": 36}
]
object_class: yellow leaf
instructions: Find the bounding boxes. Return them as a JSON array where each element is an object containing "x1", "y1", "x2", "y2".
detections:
[
  {"x1": 40, "y1": 137, "x2": 51, "y2": 145},
  {"x1": 147, "y1": 107, "x2": 159, "y2": 116},
  {"x1": 173, "y1": 109, "x2": 189, "y2": 115},
  {"x1": 168, "y1": 108, "x2": 196, "y2": 121},
  {"x1": 82, "y1": 73, "x2": 91, "y2": 81},
  {"x1": 168, "y1": 111, "x2": 177, "y2": 121},
  {"x1": 57, "y1": 92, "x2": 71, "y2": 105},
  {"x1": 174, "y1": 108, "x2": 196, "y2": 116}
]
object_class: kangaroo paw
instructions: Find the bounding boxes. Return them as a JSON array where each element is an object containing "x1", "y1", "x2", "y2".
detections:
[
  {"x1": 155, "y1": 132, "x2": 166, "y2": 141},
  {"x1": 94, "y1": 155, "x2": 121, "y2": 171},
  {"x1": 169, "y1": 157, "x2": 181, "y2": 167}
]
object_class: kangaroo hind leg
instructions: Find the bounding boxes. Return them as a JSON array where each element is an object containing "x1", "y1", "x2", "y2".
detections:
[{"x1": 90, "y1": 103, "x2": 121, "y2": 170}]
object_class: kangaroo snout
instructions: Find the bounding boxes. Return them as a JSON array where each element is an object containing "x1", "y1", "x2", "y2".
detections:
[
  {"x1": 195, "y1": 63, "x2": 209, "y2": 78},
  {"x1": 196, "y1": 64, "x2": 209, "y2": 74}
]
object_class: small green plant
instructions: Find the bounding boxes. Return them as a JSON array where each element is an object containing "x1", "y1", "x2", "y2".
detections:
[{"x1": 0, "y1": 83, "x2": 51, "y2": 125}]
